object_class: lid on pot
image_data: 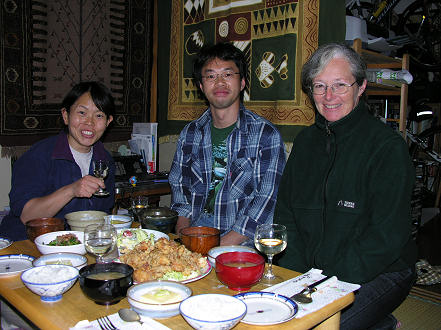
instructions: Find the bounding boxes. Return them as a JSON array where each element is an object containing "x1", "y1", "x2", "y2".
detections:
[{"x1": 139, "y1": 207, "x2": 178, "y2": 219}]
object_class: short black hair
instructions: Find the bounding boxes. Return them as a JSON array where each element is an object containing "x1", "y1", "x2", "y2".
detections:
[
  {"x1": 193, "y1": 42, "x2": 247, "y2": 85},
  {"x1": 61, "y1": 81, "x2": 115, "y2": 118}
]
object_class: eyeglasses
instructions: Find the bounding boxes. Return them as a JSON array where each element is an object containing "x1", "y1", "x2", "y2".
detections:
[
  {"x1": 201, "y1": 72, "x2": 240, "y2": 82},
  {"x1": 311, "y1": 81, "x2": 357, "y2": 95}
]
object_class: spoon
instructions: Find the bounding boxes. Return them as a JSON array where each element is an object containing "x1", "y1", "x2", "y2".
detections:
[
  {"x1": 118, "y1": 308, "x2": 143, "y2": 325},
  {"x1": 291, "y1": 276, "x2": 336, "y2": 304}
]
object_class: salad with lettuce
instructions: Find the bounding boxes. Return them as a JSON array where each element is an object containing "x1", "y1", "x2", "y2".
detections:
[{"x1": 117, "y1": 229, "x2": 154, "y2": 254}]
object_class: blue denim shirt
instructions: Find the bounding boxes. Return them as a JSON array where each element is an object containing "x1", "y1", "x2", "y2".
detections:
[
  {"x1": 0, "y1": 131, "x2": 115, "y2": 241},
  {"x1": 169, "y1": 105, "x2": 286, "y2": 240}
]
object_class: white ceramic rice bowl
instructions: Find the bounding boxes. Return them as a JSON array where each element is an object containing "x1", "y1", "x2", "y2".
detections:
[
  {"x1": 33, "y1": 252, "x2": 87, "y2": 269},
  {"x1": 207, "y1": 245, "x2": 258, "y2": 267},
  {"x1": 21, "y1": 264, "x2": 79, "y2": 302},
  {"x1": 179, "y1": 294, "x2": 247, "y2": 329},
  {"x1": 127, "y1": 280, "x2": 192, "y2": 318},
  {"x1": 104, "y1": 215, "x2": 133, "y2": 229},
  {"x1": 34, "y1": 231, "x2": 86, "y2": 255}
]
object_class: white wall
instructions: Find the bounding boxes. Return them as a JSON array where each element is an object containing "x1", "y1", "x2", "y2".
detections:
[{"x1": 0, "y1": 147, "x2": 12, "y2": 210}]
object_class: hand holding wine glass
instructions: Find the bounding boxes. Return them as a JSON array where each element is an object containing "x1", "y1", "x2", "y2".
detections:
[
  {"x1": 93, "y1": 160, "x2": 109, "y2": 196},
  {"x1": 84, "y1": 224, "x2": 117, "y2": 263},
  {"x1": 254, "y1": 223, "x2": 287, "y2": 285}
]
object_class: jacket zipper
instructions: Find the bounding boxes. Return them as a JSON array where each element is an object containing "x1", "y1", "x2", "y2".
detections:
[{"x1": 313, "y1": 120, "x2": 336, "y2": 268}]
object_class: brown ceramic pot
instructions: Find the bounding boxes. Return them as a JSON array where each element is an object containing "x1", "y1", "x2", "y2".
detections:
[
  {"x1": 179, "y1": 226, "x2": 220, "y2": 256},
  {"x1": 25, "y1": 217, "x2": 65, "y2": 242}
]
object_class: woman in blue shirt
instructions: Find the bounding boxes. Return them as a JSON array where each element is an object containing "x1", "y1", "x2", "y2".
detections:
[{"x1": 0, "y1": 81, "x2": 115, "y2": 241}]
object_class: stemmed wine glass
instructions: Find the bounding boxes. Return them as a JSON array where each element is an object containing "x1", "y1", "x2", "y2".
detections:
[
  {"x1": 130, "y1": 195, "x2": 149, "y2": 222},
  {"x1": 84, "y1": 224, "x2": 117, "y2": 263},
  {"x1": 93, "y1": 160, "x2": 109, "y2": 196},
  {"x1": 254, "y1": 223, "x2": 287, "y2": 285}
]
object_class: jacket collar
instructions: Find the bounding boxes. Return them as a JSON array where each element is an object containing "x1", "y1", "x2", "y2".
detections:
[
  {"x1": 51, "y1": 131, "x2": 108, "y2": 161},
  {"x1": 314, "y1": 101, "x2": 368, "y2": 139}
]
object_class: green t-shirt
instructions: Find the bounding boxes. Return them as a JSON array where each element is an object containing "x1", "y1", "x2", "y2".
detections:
[{"x1": 204, "y1": 122, "x2": 236, "y2": 213}]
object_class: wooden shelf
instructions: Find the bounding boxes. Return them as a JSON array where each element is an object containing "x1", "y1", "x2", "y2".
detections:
[{"x1": 352, "y1": 38, "x2": 409, "y2": 138}]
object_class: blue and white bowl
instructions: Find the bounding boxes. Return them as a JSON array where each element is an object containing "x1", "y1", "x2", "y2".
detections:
[
  {"x1": 179, "y1": 294, "x2": 247, "y2": 329},
  {"x1": 21, "y1": 264, "x2": 79, "y2": 302},
  {"x1": 33, "y1": 252, "x2": 87, "y2": 270}
]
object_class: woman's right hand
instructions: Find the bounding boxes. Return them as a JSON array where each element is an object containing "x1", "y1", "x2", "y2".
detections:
[{"x1": 71, "y1": 175, "x2": 105, "y2": 198}]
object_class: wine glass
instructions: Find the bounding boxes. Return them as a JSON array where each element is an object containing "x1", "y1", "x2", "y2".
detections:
[
  {"x1": 254, "y1": 223, "x2": 287, "y2": 285},
  {"x1": 84, "y1": 224, "x2": 117, "y2": 263},
  {"x1": 93, "y1": 160, "x2": 109, "y2": 196},
  {"x1": 130, "y1": 195, "x2": 149, "y2": 222}
]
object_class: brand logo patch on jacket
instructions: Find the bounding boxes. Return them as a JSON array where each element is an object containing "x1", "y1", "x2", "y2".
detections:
[{"x1": 337, "y1": 200, "x2": 355, "y2": 208}]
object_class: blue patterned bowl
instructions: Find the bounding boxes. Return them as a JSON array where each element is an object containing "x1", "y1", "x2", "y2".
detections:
[{"x1": 21, "y1": 265, "x2": 79, "y2": 302}]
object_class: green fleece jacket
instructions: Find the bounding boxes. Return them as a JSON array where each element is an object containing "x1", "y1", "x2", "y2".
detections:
[{"x1": 274, "y1": 101, "x2": 417, "y2": 284}]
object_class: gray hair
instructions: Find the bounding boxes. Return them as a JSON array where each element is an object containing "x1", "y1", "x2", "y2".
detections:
[{"x1": 301, "y1": 43, "x2": 367, "y2": 98}]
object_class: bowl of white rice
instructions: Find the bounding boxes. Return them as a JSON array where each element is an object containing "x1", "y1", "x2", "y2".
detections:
[
  {"x1": 179, "y1": 294, "x2": 247, "y2": 329},
  {"x1": 21, "y1": 264, "x2": 79, "y2": 302}
]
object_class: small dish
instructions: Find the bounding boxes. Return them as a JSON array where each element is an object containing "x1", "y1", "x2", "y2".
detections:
[
  {"x1": 0, "y1": 254, "x2": 35, "y2": 277},
  {"x1": 33, "y1": 252, "x2": 87, "y2": 269},
  {"x1": 0, "y1": 237, "x2": 12, "y2": 250},
  {"x1": 104, "y1": 215, "x2": 133, "y2": 229},
  {"x1": 234, "y1": 291, "x2": 298, "y2": 325}
]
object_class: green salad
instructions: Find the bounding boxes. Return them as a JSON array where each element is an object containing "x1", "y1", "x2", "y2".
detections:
[{"x1": 117, "y1": 229, "x2": 154, "y2": 253}]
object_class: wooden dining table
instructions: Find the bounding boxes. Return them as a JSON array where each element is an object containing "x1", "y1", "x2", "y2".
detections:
[{"x1": 0, "y1": 239, "x2": 354, "y2": 330}]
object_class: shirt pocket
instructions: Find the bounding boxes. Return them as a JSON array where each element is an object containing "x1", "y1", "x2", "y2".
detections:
[
  {"x1": 181, "y1": 154, "x2": 205, "y2": 190},
  {"x1": 229, "y1": 157, "x2": 255, "y2": 199}
]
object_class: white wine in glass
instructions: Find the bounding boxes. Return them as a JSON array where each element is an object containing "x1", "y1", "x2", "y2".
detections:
[
  {"x1": 254, "y1": 223, "x2": 287, "y2": 285},
  {"x1": 84, "y1": 224, "x2": 117, "y2": 263},
  {"x1": 93, "y1": 160, "x2": 109, "y2": 196}
]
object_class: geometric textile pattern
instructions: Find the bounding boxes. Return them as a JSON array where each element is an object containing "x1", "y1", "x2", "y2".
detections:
[
  {"x1": 167, "y1": 0, "x2": 319, "y2": 126},
  {"x1": 0, "y1": 0, "x2": 153, "y2": 146}
]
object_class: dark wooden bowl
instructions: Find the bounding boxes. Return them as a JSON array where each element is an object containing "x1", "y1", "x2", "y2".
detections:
[
  {"x1": 179, "y1": 226, "x2": 220, "y2": 256},
  {"x1": 25, "y1": 217, "x2": 65, "y2": 242}
]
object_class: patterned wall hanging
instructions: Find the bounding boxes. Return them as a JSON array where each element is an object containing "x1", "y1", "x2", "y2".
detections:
[
  {"x1": 0, "y1": 0, "x2": 153, "y2": 147},
  {"x1": 166, "y1": 0, "x2": 319, "y2": 126}
]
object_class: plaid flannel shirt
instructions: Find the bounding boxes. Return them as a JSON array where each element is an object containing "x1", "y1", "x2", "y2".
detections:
[{"x1": 169, "y1": 105, "x2": 286, "y2": 239}]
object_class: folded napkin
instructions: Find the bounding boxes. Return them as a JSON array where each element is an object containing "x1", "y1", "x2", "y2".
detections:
[
  {"x1": 70, "y1": 312, "x2": 171, "y2": 330},
  {"x1": 263, "y1": 269, "x2": 360, "y2": 319}
]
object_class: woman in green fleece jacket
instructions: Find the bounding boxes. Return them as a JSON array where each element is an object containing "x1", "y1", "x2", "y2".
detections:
[{"x1": 274, "y1": 43, "x2": 416, "y2": 330}]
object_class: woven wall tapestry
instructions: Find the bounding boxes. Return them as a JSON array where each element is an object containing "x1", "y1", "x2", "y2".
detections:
[
  {"x1": 166, "y1": 0, "x2": 319, "y2": 125},
  {"x1": 0, "y1": 0, "x2": 153, "y2": 148}
]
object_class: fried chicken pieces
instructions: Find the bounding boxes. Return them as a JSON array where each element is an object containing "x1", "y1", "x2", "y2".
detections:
[{"x1": 119, "y1": 237, "x2": 207, "y2": 282}]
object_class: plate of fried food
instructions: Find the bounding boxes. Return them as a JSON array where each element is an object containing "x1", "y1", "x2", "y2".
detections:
[
  {"x1": 116, "y1": 228, "x2": 169, "y2": 255},
  {"x1": 118, "y1": 237, "x2": 211, "y2": 284}
]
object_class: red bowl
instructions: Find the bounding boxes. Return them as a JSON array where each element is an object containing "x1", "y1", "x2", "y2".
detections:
[{"x1": 215, "y1": 251, "x2": 265, "y2": 291}]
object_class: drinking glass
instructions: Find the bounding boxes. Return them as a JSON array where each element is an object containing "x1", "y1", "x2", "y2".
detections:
[
  {"x1": 254, "y1": 223, "x2": 287, "y2": 285},
  {"x1": 93, "y1": 160, "x2": 109, "y2": 196},
  {"x1": 130, "y1": 195, "x2": 149, "y2": 222},
  {"x1": 84, "y1": 224, "x2": 117, "y2": 263}
]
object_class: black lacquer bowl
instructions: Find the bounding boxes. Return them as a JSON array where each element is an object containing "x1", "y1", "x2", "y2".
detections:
[{"x1": 79, "y1": 263, "x2": 133, "y2": 305}]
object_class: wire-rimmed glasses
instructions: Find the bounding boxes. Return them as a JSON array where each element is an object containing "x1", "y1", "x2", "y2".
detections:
[{"x1": 311, "y1": 81, "x2": 357, "y2": 95}]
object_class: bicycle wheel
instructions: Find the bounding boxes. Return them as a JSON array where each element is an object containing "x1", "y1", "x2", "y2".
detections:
[{"x1": 395, "y1": 0, "x2": 441, "y2": 71}]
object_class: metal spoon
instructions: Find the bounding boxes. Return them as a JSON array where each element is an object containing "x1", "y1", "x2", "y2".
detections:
[
  {"x1": 118, "y1": 308, "x2": 143, "y2": 325},
  {"x1": 291, "y1": 276, "x2": 336, "y2": 304}
]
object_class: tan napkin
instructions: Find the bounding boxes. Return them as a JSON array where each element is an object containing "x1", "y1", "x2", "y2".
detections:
[
  {"x1": 70, "y1": 312, "x2": 171, "y2": 330},
  {"x1": 263, "y1": 268, "x2": 360, "y2": 318}
]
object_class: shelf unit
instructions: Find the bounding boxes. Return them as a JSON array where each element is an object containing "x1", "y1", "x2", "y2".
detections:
[{"x1": 352, "y1": 38, "x2": 409, "y2": 138}]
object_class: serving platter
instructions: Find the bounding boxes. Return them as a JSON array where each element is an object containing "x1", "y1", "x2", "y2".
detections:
[
  {"x1": 180, "y1": 260, "x2": 212, "y2": 284},
  {"x1": 0, "y1": 237, "x2": 12, "y2": 250},
  {"x1": 0, "y1": 254, "x2": 35, "y2": 277},
  {"x1": 234, "y1": 291, "x2": 298, "y2": 325}
]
